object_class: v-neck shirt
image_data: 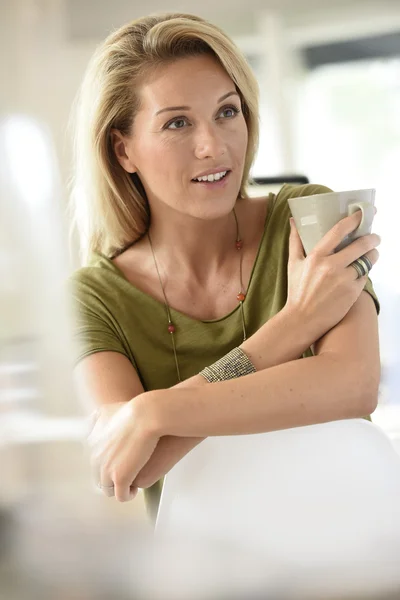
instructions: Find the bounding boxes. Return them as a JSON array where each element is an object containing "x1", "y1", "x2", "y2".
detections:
[{"x1": 69, "y1": 183, "x2": 380, "y2": 520}]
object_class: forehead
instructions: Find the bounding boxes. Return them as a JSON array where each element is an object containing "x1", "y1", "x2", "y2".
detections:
[{"x1": 139, "y1": 54, "x2": 235, "y2": 113}]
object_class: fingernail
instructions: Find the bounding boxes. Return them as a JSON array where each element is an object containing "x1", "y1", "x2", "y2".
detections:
[{"x1": 289, "y1": 217, "x2": 293, "y2": 227}]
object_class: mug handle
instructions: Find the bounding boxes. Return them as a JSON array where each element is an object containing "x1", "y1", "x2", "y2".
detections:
[{"x1": 347, "y1": 201, "x2": 375, "y2": 238}]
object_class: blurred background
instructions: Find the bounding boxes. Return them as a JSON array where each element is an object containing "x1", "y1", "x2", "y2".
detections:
[{"x1": 1, "y1": 0, "x2": 400, "y2": 597}]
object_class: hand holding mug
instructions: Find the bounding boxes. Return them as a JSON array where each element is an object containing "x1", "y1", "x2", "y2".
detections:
[{"x1": 286, "y1": 209, "x2": 380, "y2": 339}]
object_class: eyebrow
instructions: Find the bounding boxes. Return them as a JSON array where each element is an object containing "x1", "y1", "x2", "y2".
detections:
[{"x1": 155, "y1": 91, "x2": 240, "y2": 116}]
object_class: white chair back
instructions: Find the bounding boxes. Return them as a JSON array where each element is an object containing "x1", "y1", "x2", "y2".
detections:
[{"x1": 156, "y1": 419, "x2": 400, "y2": 598}]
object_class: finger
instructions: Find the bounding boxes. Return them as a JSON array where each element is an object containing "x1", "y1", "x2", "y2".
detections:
[
  {"x1": 346, "y1": 248, "x2": 379, "y2": 280},
  {"x1": 288, "y1": 218, "x2": 306, "y2": 261},
  {"x1": 113, "y1": 443, "x2": 153, "y2": 502},
  {"x1": 313, "y1": 210, "x2": 365, "y2": 256},
  {"x1": 102, "y1": 445, "x2": 133, "y2": 502},
  {"x1": 129, "y1": 485, "x2": 139, "y2": 500},
  {"x1": 113, "y1": 484, "x2": 138, "y2": 502},
  {"x1": 114, "y1": 483, "x2": 138, "y2": 502},
  {"x1": 98, "y1": 463, "x2": 116, "y2": 497},
  {"x1": 350, "y1": 248, "x2": 379, "y2": 272},
  {"x1": 347, "y1": 266, "x2": 369, "y2": 284},
  {"x1": 114, "y1": 477, "x2": 133, "y2": 502},
  {"x1": 346, "y1": 249, "x2": 377, "y2": 280},
  {"x1": 90, "y1": 451, "x2": 115, "y2": 497},
  {"x1": 334, "y1": 235, "x2": 381, "y2": 268}
]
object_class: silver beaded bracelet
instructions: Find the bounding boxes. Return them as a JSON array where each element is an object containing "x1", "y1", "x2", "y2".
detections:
[{"x1": 199, "y1": 347, "x2": 256, "y2": 383}]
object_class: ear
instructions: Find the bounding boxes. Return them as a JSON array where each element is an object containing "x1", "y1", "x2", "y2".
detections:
[{"x1": 110, "y1": 128, "x2": 137, "y2": 173}]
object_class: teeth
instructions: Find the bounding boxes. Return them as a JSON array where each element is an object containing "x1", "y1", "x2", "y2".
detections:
[{"x1": 194, "y1": 171, "x2": 227, "y2": 182}]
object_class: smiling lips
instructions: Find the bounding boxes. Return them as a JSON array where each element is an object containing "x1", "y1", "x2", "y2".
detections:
[{"x1": 192, "y1": 169, "x2": 231, "y2": 183}]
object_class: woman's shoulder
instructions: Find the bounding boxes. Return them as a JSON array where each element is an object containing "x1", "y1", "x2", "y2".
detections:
[
  {"x1": 266, "y1": 182, "x2": 334, "y2": 225},
  {"x1": 69, "y1": 246, "x2": 158, "y2": 312},
  {"x1": 242, "y1": 182, "x2": 330, "y2": 219},
  {"x1": 68, "y1": 252, "x2": 126, "y2": 305},
  {"x1": 70, "y1": 252, "x2": 125, "y2": 283},
  {"x1": 244, "y1": 182, "x2": 333, "y2": 212},
  {"x1": 242, "y1": 183, "x2": 334, "y2": 248},
  {"x1": 275, "y1": 182, "x2": 333, "y2": 205}
]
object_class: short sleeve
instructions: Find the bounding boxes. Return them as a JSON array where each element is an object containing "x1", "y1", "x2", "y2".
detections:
[
  {"x1": 68, "y1": 272, "x2": 130, "y2": 365},
  {"x1": 275, "y1": 183, "x2": 380, "y2": 315}
]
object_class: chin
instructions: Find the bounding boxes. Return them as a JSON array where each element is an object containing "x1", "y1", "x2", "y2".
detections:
[{"x1": 191, "y1": 200, "x2": 238, "y2": 222}]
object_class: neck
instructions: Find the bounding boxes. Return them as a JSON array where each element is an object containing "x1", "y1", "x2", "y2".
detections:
[{"x1": 147, "y1": 204, "x2": 240, "y2": 284}]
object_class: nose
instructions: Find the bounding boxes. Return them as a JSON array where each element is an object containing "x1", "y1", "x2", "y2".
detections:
[{"x1": 193, "y1": 123, "x2": 227, "y2": 160}]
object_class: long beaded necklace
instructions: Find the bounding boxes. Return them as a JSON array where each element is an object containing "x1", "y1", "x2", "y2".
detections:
[{"x1": 147, "y1": 208, "x2": 247, "y2": 383}]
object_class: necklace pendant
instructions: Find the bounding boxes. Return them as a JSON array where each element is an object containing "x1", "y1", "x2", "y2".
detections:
[
  {"x1": 237, "y1": 292, "x2": 246, "y2": 302},
  {"x1": 168, "y1": 323, "x2": 176, "y2": 334},
  {"x1": 235, "y1": 239, "x2": 243, "y2": 250}
]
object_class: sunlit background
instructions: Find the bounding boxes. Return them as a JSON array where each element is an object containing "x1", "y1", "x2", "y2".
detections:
[{"x1": 1, "y1": 0, "x2": 400, "y2": 598}]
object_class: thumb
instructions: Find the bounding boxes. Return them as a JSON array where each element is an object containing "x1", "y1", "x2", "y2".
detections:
[{"x1": 288, "y1": 218, "x2": 305, "y2": 261}]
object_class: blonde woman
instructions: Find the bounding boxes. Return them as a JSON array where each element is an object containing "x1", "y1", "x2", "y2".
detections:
[{"x1": 69, "y1": 13, "x2": 381, "y2": 522}]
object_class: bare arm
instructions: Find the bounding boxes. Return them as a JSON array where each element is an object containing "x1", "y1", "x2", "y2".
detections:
[
  {"x1": 149, "y1": 291, "x2": 380, "y2": 438},
  {"x1": 134, "y1": 212, "x2": 380, "y2": 486},
  {"x1": 76, "y1": 300, "x2": 315, "y2": 488},
  {"x1": 79, "y1": 209, "x2": 380, "y2": 490},
  {"x1": 133, "y1": 304, "x2": 317, "y2": 487},
  {"x1": 88, "y1": 290, "x2": 379, "y2": 502}
]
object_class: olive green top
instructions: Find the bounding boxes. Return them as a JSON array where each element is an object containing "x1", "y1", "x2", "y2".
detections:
[{"x1": 69, "y1": 184, "x2": 380, "y2": 520}]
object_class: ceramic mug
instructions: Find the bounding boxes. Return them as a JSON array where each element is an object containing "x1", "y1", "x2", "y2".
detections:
[{"x1": 288, "y1": 188, "x2": 376, "y2": 255}]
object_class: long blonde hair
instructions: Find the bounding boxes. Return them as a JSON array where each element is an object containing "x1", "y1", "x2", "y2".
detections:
[{"x1": 69, "y1": 13, "x2": 260, "y2": 264}]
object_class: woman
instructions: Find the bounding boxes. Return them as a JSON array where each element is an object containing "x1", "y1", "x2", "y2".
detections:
[{"x1": 69, "y1": 13, "x2": 381, "y2": 522}]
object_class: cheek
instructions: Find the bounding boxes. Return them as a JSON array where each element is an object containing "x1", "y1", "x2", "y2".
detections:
[
  {"x1": 138, "y1": 139, "x2": 187, "y2": 193},
  {"x1": 237, "y1": 122, "x2": 249, "y2": 153},
  {"x1": 228, "y1": 132, "x2": 248, "y2": 171},
  {"x1": 150, "y1": 135, "x2": 188, "y2": 167},
  {"x1": 139, "y1": 135, "x2": 181, "y2": 168},
  {"x1": 154, "y1": 137, "x2": 191, "y2": 184},
  {"x1": 224, "y1": 120, "x2": 248, "y2": 154}
]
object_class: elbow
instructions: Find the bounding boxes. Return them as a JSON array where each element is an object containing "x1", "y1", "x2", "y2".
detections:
[
  {"x1": 327, "y1": 352, "x2": 380, "y2": 418},
  {"x1": 358, "y1": 387, "x2": 379, "y2": 417},
  {"x1": 352, "y1": 363, "x2": 380, "y2": 418}
]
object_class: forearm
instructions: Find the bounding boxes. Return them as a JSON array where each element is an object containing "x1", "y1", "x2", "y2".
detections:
[
  {"x1": 174, "y1": 305, "x2": 317, "y2": 392},
  {"x1": 134, "y1": 306, "x2": 317, "y2": 487},
  {"x1": 154, "y1": 352, "x2": 374, "y2": 438}
]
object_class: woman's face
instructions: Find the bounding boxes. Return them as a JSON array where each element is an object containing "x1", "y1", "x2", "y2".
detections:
[{"x1": 113, "y1": 54, "x2": 248, "y2": 220}]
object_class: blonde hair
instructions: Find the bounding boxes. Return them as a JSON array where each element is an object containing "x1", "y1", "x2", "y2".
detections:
[{"x1": 69, "y1": 13, "x2": 260, "y2": 264}]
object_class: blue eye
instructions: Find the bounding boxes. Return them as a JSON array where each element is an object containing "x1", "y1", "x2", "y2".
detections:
[
  {"x1": 166, "y1": 118, "x2": 188, "y2": 130},
  {"x1": 164, "y1": 105, "x2": 240, "y2": 130},
  {"x1": 219, "y1": 105, "x2": 240, "y2": 118}
]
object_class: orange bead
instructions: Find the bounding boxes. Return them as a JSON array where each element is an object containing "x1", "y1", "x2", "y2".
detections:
[
  {"x1": 237, "y1": 292, "x2": 246, "y2": 302},
  {"x1": 168, "y1": 324, "x2": 176, "y2": 333}
]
